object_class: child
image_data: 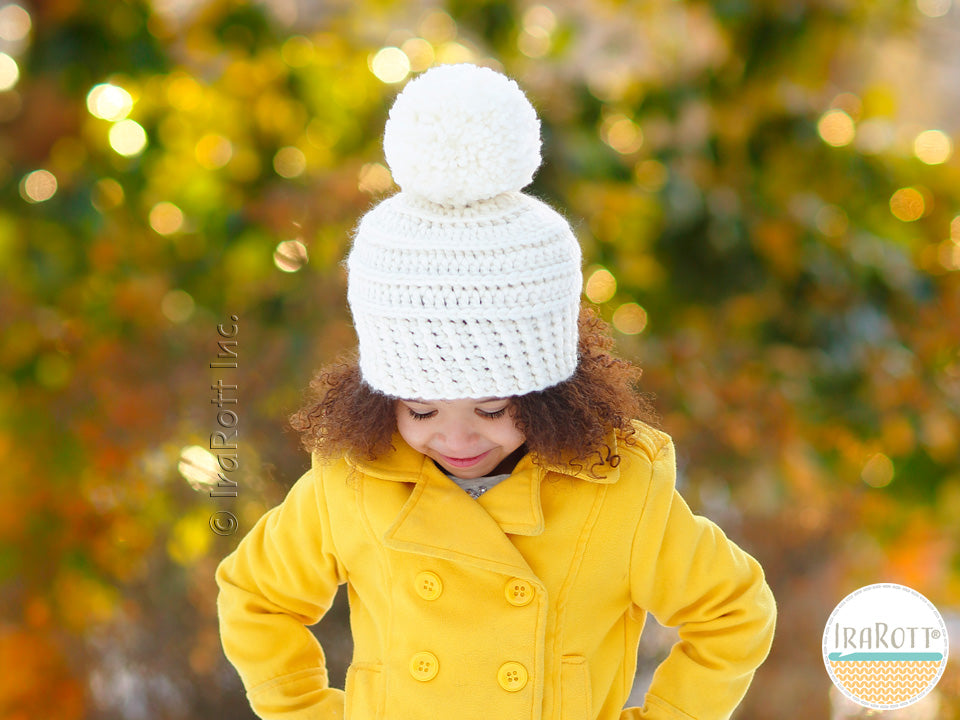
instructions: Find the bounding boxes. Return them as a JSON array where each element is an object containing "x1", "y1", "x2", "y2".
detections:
[{"x1": 216, "y1": 63, "x2": 776, "y2": 720}]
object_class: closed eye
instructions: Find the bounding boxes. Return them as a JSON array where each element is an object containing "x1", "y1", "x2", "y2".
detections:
[
  {"x1": 478, "y1": 407, "x2": 507, "y2": 419},
  {"x1": 406, "y1": 408, "x2": 437, "y2": 421}
]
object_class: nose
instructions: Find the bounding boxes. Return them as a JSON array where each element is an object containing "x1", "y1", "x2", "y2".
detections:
[{"x1": 438, "y1": 419, "x2": 477, "y2": 451}]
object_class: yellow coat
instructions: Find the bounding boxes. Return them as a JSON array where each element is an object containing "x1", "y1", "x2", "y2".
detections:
[{"x1": 216, "y1": 423, "x2": 776, "y2": 719}]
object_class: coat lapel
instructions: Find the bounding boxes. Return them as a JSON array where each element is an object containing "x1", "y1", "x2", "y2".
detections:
[
  {"x1": 349, "y1": 433, "x2": 623, "y2": 580},
  {"x1": 475, "y1": 455, "x2": 544, "y2": 536},
  {"x1": 383, "y1": 460, "x2": 539, "y2": 580}
]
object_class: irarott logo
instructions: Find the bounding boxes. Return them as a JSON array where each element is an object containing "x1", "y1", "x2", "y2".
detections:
[{"x1": 822, "y1": 583, "x2": 949, "y2": 710}]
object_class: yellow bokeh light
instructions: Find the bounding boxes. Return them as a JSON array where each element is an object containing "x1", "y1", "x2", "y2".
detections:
[
  {"x1": 86, "y1": 83, "x2": 133, "y2": 121},
  {"x1": 585, "y1": 268, "x2": 617, "y2": 304},
  {"x1": 195, "y1": 133, "x2": 234, "y2": 170},
  {"x1": 523, "y1": 5, "x2": 557, "y2": 33},
  {"x1": 166, "y1": 73, "x2": 202, "y2": 111},
  {"x1": 612, "y1": 302, "x2": 648, "y2": 335},
  {"x1": 889, "y1": 187, "x2": 925, "y2": 222},
  {"x1": 401, "y1": 38, "x2": 434, "y2": 72},
  {"x1": 830, "y1": 92, "x2": 862, "y2": 122},
  {"x1": 254, "y1": 95, "x2": 306, "y2": 137},
  {"x1": 586, "y1": 66, "x2": 631, "y2": 103},
  {"x1": 434, "y1": 41, "x2": 474, "y2": 65},
  {"x1": 167, "y1": 509, "x2": 213, "y2": 565},
  {"x1": 418, "y1": 9, "x2": 457, "y2": 44},
  {"x1": 371, "y1": 46, "x2": 410, "y2": 84},
  {"x1": 91, "y1": 178, "x2": 125, "y2": 212},
  {"x1": 228, "y1": 146, "x2": 261, "y2": 182},
  {"x1": 0, "y1": 52, "x2": 19, "y2": 91},
  {"x1": 922, "y1": 411, "x2": 957, "y2": 462},
  {"x1": 19, "y1": 169, "x2": 57, "y2": 203},
  {"x1": 518, "y1": 27, "x2": 551, "y2": 58},
  {"x1": 951, "y1": 215, "x2": 960, "y2": 240},
  {"x1": 817, "y1": 109, "x2": 855, "y2": 147},
  {"x1": 913, "y1": 129, "x2": 953, "y2": 165},
  {"x1": 634, "y1": 159, "x2": 668, "y2": 192},
  {"x1": 281, "y1": 35, "x2": 314, "y2": 67},
  {"x1": 0, "y1": 4, "x2": 30, "y2": 42},
  {"x1": 937, "y1": 239, "x2": 960, "y2": 271},
  {"x1": 306, "y1": 117, "x2": 338, "y2": 149},
  {"x1": 861, "y1": 452, "x2": 894, "y2": 488},
  {"x1": 178, "y1": 445, "x2": 220, "y2": 490},
  {"x1": 815, "y1": 205, "x2": 849, "y2": 237},
  {"x1": 358, "y1": 162, "x2": 394, "y2": 194},
  {"x1": 149, "y1": 201, "x2": 184, "y2": 235},
  {"x1": 273, "y1": 146, "x2": 307, "y2": 178},
  {"x1": 161, "y1": 289, "x2": 195, "y2": 323},
  {"x1": 109, "y1": 119, "x2": 147, "y2": 156},
  {"x1": 601, "y1": 115, "x2": 643, "y2": 155},
  {"x1": 274, "y1": 240, "x2": 309, "y2": 272},
  {"x1": 855, "y1": 118, "x2": 894, "y2": 155},
  {"x1": 916, "y1": 0, "x2": 952, "y2": 17}
]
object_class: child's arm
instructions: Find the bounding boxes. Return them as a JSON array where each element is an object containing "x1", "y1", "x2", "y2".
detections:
[
  {"x1": 215, "y1": 463, "x2": 347, "y2": 719},
  {"x1": 627, "y1": 438, "x2": 777, "y2": 720}
]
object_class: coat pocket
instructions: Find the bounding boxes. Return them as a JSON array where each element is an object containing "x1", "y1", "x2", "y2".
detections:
[
  {"x1": 560, "y1": 655, "x2": 592, "y2": 720},
  {"x1": 344, "y1": 661, "x2": 383, "y2": 720}
]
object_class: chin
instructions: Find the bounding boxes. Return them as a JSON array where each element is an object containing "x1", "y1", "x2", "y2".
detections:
[
  {"x1": 432, "y1": 454, "x2": 499, "y2": 479},
  {"x1": 437, "y1": 464, "x2": 480, "y2": 479}
]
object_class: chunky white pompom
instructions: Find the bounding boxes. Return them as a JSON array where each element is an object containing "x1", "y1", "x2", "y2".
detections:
[{"x1": 383, "y1": 64, "x2": 542, "y2": 206}]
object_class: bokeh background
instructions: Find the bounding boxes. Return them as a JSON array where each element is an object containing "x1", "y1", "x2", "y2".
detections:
[{"x1": 1, "y1": 0, "x2": 959, "y2": 718}]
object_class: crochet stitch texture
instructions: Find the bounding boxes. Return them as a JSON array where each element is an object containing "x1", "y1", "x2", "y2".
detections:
[{"x1": 346, "y1": 63, "x2": 583, "y2": 399}]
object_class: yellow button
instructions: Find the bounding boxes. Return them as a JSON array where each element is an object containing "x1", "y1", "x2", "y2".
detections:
[
  {"x1": 504, "y1": 578, "x2": 534, "y2": 607},
  {"x1": 409, "y1": 651, "x2": 439, "y2": 682},
  {"x1": 415, "y1": 571, "x2": 443, "y2": 601},
  {"x1": 497, "y1": 661, "x2": 528, "y2": 692}
]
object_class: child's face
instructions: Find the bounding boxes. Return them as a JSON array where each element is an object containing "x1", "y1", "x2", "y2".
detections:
[{"x1": 395, "y1": 397, "x2": 526, "y2": 480}]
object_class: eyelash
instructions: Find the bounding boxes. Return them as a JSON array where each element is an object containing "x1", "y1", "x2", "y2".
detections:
[
  {"x1": 407, "y1": 409, "x2": 435, "y2": 421},
  {"x1": 406, "y1": 408, "x2": 507, "y2": 421}
]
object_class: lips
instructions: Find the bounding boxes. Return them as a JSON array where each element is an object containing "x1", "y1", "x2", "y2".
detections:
[{"x1": 437, "y1": 449, "x2": 492, "y2": 468}]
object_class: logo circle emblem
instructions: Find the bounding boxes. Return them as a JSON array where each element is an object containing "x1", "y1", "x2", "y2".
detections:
[{"x1": 823, "y1": 583, "x2": 949, "y2": 710}]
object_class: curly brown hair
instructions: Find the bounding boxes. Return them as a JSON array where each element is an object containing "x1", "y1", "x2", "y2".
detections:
[{"x1": 288, "y1": 305, "x2": 657, "y2": 474}]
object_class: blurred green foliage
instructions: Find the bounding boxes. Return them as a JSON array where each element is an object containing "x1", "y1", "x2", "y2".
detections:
[{"x1": 0, "y1": 0, "x2": 958, "y2": 718}]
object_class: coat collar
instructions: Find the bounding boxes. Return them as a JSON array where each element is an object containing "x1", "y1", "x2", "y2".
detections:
[
  {"x1": 345, "y1": 433, "x2": 623, "y2": 488},
  {"x1": 344, "y1": 434, "x2": 621, "y2": 576}
]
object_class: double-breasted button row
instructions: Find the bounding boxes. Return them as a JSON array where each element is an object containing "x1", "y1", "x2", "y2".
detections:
[
  {"x1": 408, "y1": 652, "x2": 528, "y2": 691},
  {"x1": 416, "y1": 571, "x2": 535, "y2": 607},
  {"x1": 410, "y1": 573, "x2": 532, "y2": 688}
]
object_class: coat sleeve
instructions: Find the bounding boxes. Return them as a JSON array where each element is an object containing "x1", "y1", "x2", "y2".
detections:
[
  {"x1": 623, "y1": 438, "x2": 777, "y2": 720},
  {"x1": 215, "y1": 461, "x2": 348, "y2": 720}
]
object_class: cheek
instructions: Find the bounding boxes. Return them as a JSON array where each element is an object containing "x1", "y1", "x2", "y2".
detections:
[
  {"x1": 497, "y1": 419, "x2": 526, "y2": 449},
  {"x1": 395, "y1": 413, "x2": 426, "y2": 449}
]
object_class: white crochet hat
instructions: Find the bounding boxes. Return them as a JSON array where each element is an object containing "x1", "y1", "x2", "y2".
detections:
[{"x1": 346, "y1": 63, "x2": 583, "y2": 400}]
